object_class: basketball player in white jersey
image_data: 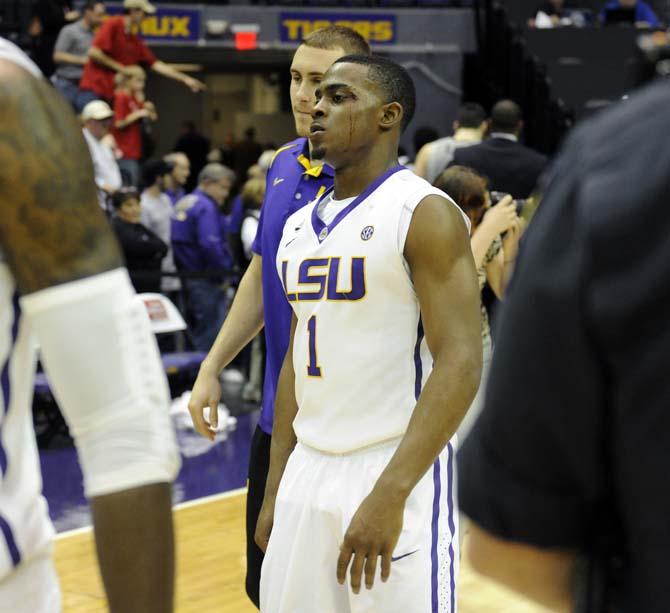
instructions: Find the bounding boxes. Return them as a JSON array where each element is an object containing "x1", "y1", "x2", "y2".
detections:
[
  {"x1": 256, "y1": 55, "x2": 482, "y2": 612},
  {"x1": 0, "y1": 38, "x2": 179, "y2": 612}
]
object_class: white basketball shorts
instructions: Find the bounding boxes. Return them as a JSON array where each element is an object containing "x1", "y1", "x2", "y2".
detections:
[
  {"x1": 260, "y1": 437, "x2": 459, "y2": 613},
  {"x1": 0, "y1": 554, "x2": 61, "y2": 612}
]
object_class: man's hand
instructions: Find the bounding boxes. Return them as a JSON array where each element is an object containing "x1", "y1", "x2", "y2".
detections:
[
  {"x1": 337, "y1": 489, "x2": 405, "y2": 594},
  {"x1": 184, "y1": 76, "x2": 207, "y2": 93},
  {"x1": 187, "y1": 364, "x2": 222, "y2": 441},
  {"x1": 254, "y1": 496, "x2": 276, "y2": 553}
]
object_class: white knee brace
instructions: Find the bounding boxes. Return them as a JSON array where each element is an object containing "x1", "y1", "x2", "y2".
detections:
[{"x1": 21, "y1": 268, "x2": 180, "y2": 498}]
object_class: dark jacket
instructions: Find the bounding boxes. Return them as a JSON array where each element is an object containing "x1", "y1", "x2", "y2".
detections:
[
  {"x1": 450, "y1": 136, "x2": 548, "y2": 198},
  {"x1": 112, "y1": 217, "x2": 167, "y2": 294}
]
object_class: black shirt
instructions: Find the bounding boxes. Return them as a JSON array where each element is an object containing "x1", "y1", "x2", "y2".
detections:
[
  {"x1": 112, "y1": 217, "x2": 168, "y2": 294},
  {"x1": 458, "y1": 79, "x2": 670, "y2": 611}
]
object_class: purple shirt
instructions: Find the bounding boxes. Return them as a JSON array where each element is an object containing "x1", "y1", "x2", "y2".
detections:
[
  {"x1": 171, "y1": 189, "x2": 233, "y2": 276},
  {"x1": 166, "y1": 187, "x2": 185, "y2": 206},
  {"x1": 252, "y1": 138, "x2": 334, "y2": 434},
  {"x1": 223, "y1": 194, "x2": 245, "y2": 235}
]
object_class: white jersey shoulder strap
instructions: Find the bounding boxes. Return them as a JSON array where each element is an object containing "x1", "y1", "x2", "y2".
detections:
[{"x1": 0, "y1": 37, "x2": 42, "y2": 79}]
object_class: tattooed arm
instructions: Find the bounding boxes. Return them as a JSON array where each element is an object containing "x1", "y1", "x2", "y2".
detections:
[
  {"x1": 0, "y1": 60, "x2": 176, "y2": 613},
  {"x1": 0, "y1": 59, "x2": 121, "y2": 293}
]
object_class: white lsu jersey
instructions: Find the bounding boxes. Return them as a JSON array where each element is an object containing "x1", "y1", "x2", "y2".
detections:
[
  {"x1": 276, "y1": 167, "x2": 469, "y2": 454},
  {"x1": 0, "y1": 39, "x2": 55, "y2": 582}
]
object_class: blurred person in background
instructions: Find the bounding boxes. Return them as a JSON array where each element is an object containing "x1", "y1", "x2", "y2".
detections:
[
  {"x1": 28, "y1": 0, "x2": 79, "y2": 77},
  {"x1": 599, "y1": 0, "x2": 660, "y2": 27},
  {"x1": 163, "y1": 151, "x2": 191, "y2": 206},
  {"x1": 171, "y1": 163, "x2": 235, "y2": 352},
  {"x1": 403, "y1": 125, "x2": 438, "y2": 172},
  {"x1": 112, "y1": 64, "x2": 157, "y2": 186},
  {"x1": 433, "y1": 165, "x2": 525, "y2": 442},
  {"x1": 414, "y1": 102, "x2": 487, "y2": 184},
  {"x1": 51, "y1": 0, "x2": 106, "y2": 112},
  {"x1": 528, "y1": 0, "x2": 571, "y2": 27},
  {"x1": 459, "y1": 74, "x2": 670, "y2": 613},
  {"x1": 239, "y1": 177, "x2": 266, "y2": 404},
  {"x1": 78, "y1": 0, "x2": 205, "y2": 107},
  {"x1": 233, "y1": 127, "x2": 264, "y2": 191},
  {"x1": 450, "y1": 99, "x2": 548, "y2": 199},
  {"x1": 140, "y1": 158, "x2": 180, "y2": 297},
  {"x1": 174, "y1": 121, "x2": 211, "y2": 193},
  {"x1": 81, "y1": 99, "x2": 122, "y2": 211},
  {"x1": 111, "y1": 187, "x2": 167, "y2": 294}
]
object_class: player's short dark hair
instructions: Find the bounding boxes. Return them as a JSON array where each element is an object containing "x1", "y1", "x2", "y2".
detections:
[
  {"x1": 301, "y1": 26, "x2": 371, "y2": 57},
  {"x1": 490, "y1": 99, "x2": 522, "y2": 133},
  {"x1": 333, "y1": 55, "x2": 416, "y2": 132},
  {"x1": 432, "y1": 165, "x2": 487, "y2": 214},
  {"x1": 82, "y1": 1, "x2": 104, "y2": 10},
  {"x1": 456, "y1": 103, "x2": 486, "y2": 128}
]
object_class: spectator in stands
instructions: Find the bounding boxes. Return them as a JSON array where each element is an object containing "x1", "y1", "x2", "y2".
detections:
[
  {"x1": 140, "y1": 158, "x2": 180, "y2": 296},
  {"x1": 239, "y1": 177, "x2": 266, "y2": 404},
  {"x1": 240, "y1": 177, "x2": 265, "y2": 267},
  {"x1": 78, "y1": 0, "x2": 206, "y2": 106},
  {"x1": 433, "y1": 165, "x2": 525, "y2": 441},
  {"x1": 233, "y1": 127, "x2": 264, "y2": 190},
  {"x1": 224, "y1": 149, "x2": 275, "y2": 276},
  {"x1": 404, "y1": 125, "x2": 438, "y2": 172},
  {"x1": 163, "y1": 152, "x2": 191, "y2": 205},
  {"x1": 528, "y1": 0, "x2": 570, "y2": 27},
  {"x1": 111, "y1": 187, "x2": 167, "y2": 294},
  {"x1": 28, "y1": 0, "x2": 79, "y2": 77},
  {"x1": 174, "y1": 121, "x2": 211, "y2": 193},
  {"x1": 599, "y1": 0, "x2": 660, "y2": 27},
  {"x1": 112, "y1": 65, "x2": 157, "y2": 186},
  {"x1": 450, "y1": 99, "x2": 548, "y2": 199},
  {"x1": 171, "y1": 163, "x2": 236, "y2": 352},
  {"x1": 415, "y1": 102, "x2": 487, "y2": 184},
  {"x1": 81, "y1": 99, "x2": 122, "y2": 211},
  {"x1": 52, "y1": 1, "x2": 105, "y2": 112}
]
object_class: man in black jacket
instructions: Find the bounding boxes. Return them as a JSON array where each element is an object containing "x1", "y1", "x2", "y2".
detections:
[{"x1": 450, "y1": 99, "x2": 548, "y2": 199}]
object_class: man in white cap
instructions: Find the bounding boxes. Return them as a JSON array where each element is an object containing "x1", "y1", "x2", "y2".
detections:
[
  {"x1": 81, "y1": 99, "x2": 122, "y2": 210},
  {"x1": 79, "y1": 0, "x2": 206, "y2": 106}
]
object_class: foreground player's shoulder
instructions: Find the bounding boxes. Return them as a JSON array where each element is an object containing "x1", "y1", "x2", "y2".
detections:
[{"x1": 0, "y1": 59, "x2": 120, "y2": 293}]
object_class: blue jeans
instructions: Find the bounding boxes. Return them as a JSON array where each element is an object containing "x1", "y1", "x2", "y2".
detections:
[
  {"x1": 183, "y1": 279, "x2": 228, "y2": 352},
  {"x1": 51, "y1": 76, "x2": 99, "y2": 114},
  {"x1": 118, "y1": 159, "x2": 141, "y2": 187}
]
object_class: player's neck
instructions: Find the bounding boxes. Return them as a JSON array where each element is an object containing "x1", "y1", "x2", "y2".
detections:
[{"x1": 333, "y1": 154, "x2": 399, "y2": 200}]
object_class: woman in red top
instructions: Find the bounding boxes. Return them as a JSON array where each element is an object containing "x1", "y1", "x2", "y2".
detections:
[{"x1": 112, "y1": 65, "x2": 157, "y2": 186}]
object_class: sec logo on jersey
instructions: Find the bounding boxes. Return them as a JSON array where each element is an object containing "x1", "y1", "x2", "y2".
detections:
[{"x1": 361, "y1": 225, "x2": 374, "y2": 241}]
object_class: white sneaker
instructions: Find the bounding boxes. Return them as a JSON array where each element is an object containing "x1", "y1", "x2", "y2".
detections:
[
  {"x1": 220, "y1": 368, "x2": 245, "y2": 383},
  {"x1": 241, "y1": 382, "x2": 262, "y2": 403}
]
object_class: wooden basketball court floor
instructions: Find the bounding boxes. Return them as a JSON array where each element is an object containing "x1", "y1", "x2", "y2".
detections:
[{"x1": 54, "y1": 488, "x2": 551, "y2": 612}]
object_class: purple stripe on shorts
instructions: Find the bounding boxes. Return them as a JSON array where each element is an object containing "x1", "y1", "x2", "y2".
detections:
[
  {"x1": 431, "y1": 457, "x2": 441, "y2": 612},
  {"x1": 413, "y1": 318, "x2": 424, "y2": 401},
  {"x1": 0, "y1": 294, "x2": 22, "y2": 566},
  {"x1": 0, "y1": 294, "x2": 20, "y2": 477},
  {"x1": 446, "y1": 442, "x2": 456, "y2": 612},
  {"x1": 0, "y1": 514, "x2": 21, "y2": 566}
]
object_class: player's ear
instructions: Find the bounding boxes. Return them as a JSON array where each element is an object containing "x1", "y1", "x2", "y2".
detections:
[{"x1": 379, "y1": 101, "x2": 403, "y2": 132}]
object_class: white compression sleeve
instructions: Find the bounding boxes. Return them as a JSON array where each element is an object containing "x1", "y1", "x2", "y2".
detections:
[{"x1": 21, "y1": 268, "x2": 180, "y2": 498}]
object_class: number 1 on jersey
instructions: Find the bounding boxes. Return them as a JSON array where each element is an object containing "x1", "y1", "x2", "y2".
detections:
[{"x1": 306, "y1": 315, "x2": 322, "y2": 377}]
